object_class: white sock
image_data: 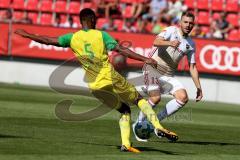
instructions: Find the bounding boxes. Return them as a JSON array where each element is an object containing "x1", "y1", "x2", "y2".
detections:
[
  {"x1": 137, "y1": 99, "x2": 156, "y2": 122},
  {"x1": 158, "y1": 99, "x2": 184, "y2": 121}
]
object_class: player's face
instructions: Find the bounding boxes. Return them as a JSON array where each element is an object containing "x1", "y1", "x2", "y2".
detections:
[{"x1": 180, "y1": 16, "x2": 194, "y2": 35}]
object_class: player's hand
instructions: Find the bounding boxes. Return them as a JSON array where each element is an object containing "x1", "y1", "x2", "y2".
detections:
[
  {"x1": 14, "y1": 29, "x2": 29, "y2": 38},
  {"x1": 169, "y1": 40, "x2": 180, "y2": 48},
  {"x1": 145, "y1": 58, "x2": 157, "y2": 68},
  {"x1": 196, "y1": 88, "x2": 203, "y2": 102}
]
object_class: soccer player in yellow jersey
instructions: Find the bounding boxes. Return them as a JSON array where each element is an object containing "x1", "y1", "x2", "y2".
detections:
[{"x1": 15, "y1": 8, "x2": 178, "y2": 153}]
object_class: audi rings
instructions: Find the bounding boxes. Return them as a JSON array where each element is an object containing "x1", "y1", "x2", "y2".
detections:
[{"x1": 200, "y1": 45, "x2": 240, "y2": 72}]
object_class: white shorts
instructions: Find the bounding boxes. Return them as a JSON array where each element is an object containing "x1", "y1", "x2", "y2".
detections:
[{"x1": 143, "y1": 65, "x2": 185, "y2": 95}]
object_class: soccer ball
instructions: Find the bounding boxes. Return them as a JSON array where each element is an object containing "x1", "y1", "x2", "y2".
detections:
[{"x1": 134, "y1": 120, "x2": 154, "y2": 139}]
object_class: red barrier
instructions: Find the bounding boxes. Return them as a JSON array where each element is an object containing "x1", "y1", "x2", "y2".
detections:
[
  {"x1": 195, "y1": 39, "x2": 240, "y2": 76},
  {"x1": 0, "y1": 23, "x2": 9, "y2": 55},
  {"x1": 10, "y1": 24, "x2": 240, "y2": 76}
]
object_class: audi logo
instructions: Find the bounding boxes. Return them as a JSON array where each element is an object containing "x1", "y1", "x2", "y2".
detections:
[{"x1": 200, "y1": 45, "x2": 240, "y2": 72}]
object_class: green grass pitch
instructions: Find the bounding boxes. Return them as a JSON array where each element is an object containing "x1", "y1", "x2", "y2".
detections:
[{"x1": 0, "y1": 83, "x2": 240, "y2": 160}]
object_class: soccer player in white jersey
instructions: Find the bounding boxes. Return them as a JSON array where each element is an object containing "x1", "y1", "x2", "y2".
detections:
[{"x1": 133, "y1": 11, "x2": 203, "y2": 142}]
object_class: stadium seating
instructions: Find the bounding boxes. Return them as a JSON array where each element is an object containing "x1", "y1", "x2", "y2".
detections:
[
  {"x1": 12, "y1": 0, "x2": 25, "y2": 10},
  {"x1": 227, "y1": 13, "x2": 238, "y2": 27},
  {"x1": 97, "y1": 18, "x2": 108, "y2": 29},
  {"x1": 184, "y1": 0, "x2": 195, "y2": 9},
  {"x1": 72, "y1": 15, "x2": 81, "y2": 27},
  {"x1": 114, "y1": 19, "x2": 124, "y2": 31},
  {"x1": 211, "y1": 0, "x2": 224, "y2": 11},
  {"x1": 68, "y1": 1, "x2": 81, "y2": 14},
  {"x1": 28, "y1": 12, "x2": 38, "y2": 24},
  {"x1": 0, "y1": 0, "x2": 12, "y2": 8},
  {"x1": 105, "y1": 0, "x2": 117, "y2": 2},
  {"x1": 197, "y1": 11, "x2": 210, "y2": 25},
  {"x1": 120, "y1": 0, "x2": 134, "y2": 4},
  {"x1": 59, "y1": 14, "x2": 67, "y2": 24},
  {"x1": 13, "y1": 11, "x2": 24, "y2": 20},
  {"x1": 227, "y1": 29, "x2": 239, "y2": 41},
  {"x1": 82, "y1": 2, "x2": 93, "y2": 9},
  {"x1": 201, "y1": 26, "x2": 210, "y2": 34},
  {"x1": 122, "y1": 5, "x2": 133, "y2": 18},
  {"x1": 54, "y1": 1, "x2": 67, "y2": 13},
  {"x1": 225, "y1": 0, "x2": 238, "y2": 12},
  {"x1": 196, "y1": 0, "x2": 209, "y2": 10},
  {"x1": 0, "y1": 0, "x2": 239, "y2": 40},
  {"x1": 26, "y1": 0, "x2": 39, "y2": 11},
  {"x1": 40, "y1": 13, "x2": 53, "y2": 25},
  {"x1": 39, "y1": 0, "x2": 53, "y2": 12}
]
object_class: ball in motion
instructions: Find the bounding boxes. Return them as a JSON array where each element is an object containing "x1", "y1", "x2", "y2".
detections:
[{"x1": 134, "y1": 120, "x2": 154, "y2": 139}]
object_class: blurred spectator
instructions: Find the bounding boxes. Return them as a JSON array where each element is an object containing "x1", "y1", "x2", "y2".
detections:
[
  {"x1": 53, "y1": 14, "x2": 62, "y2": 27},
  {"x1": 138, "y1": 19, "x2": 152, "y2": 33},
  {"x1": 132, "y1": 2, "x2": 144, "y2": 19},
  {"x1": 191, "y1": 25, "x2": 206, "y2": 38},
  {"x1": 94, "y1": 0, "x2": 107, "y2": 17},
  {"x1": 0, "y1": 9, "x2": 13, "y2": 23},
  {"x1": 105, "y1": 0, "x2": 122, "y2": 19},
  {"x1": 122, "y1": 19, "x2": 137, "y2": 32},
  {"x1": 210, "y1": 12, "x2": 233, "y2": 39},
  {"x1": 18, "y1": 12, "x2": 32, "y2": 24},
  {"x1": 142, "y1": 0, "x2": 168, "y2": 22},
  {"x1": 102, "y1": 18, "x2": 117, "y2": 31},
  {"x1": 62, "y1": 16, "x2": 78, "y2": 28},
  {"x1": 151, "y1": 17, "x2": 167, "y2": 34},
  {"x1": 167, "y1": 0, "x2": 187, "y2": 24}
]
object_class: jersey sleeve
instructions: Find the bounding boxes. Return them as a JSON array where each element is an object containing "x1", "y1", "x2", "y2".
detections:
[
  {"x1": 157, "y1": 27, "x2": 173, "y2": 40},
  {"x1": 187, "y1": 42, "x2": 196, "y2": 64},
  {"x1": 101, "y1": 31, "x2": 118, "y2": 51},
  {"x1": 58, "y1": 33, "x2": 73, "y2": 48}
]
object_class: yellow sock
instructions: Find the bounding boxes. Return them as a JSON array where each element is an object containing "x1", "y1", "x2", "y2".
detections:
[
  {"x1": 137, "y1": 99, "x2": 164, "y2": 130},
  {"x1": 119, "y1": 114, "x2": 131, "y2": 148}
]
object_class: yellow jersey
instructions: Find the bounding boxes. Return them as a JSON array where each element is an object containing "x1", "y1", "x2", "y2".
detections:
[
  {"x1": 58, "y1": 29, "x2": 138, "y2": 105},
  {"x1": 58, "y1": 29, "x2": 119, "y2": 89}
]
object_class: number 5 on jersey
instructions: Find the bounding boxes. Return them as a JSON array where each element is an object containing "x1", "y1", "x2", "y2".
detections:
[{"x1": 84, "y1": 43, "x2": 94, "y2": 59}]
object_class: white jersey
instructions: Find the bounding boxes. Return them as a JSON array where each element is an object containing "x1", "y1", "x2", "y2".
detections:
[{"x1": 148, "y1": 26, "x2": 196, "y2": 76}]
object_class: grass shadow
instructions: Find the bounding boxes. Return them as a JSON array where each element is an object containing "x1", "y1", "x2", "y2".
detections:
[
  {"x1": 151, "y1": 140, "x2": 240, "y2": 146},
  {"x1": 0, "y1": 134, "x2": 31, "y2": 139},
  {"x1": 176, "y1": 141, "x2": 240, "y2": 146},
  {"x1": 76, "y1": 141, "x2": 184, "y2": 155}
]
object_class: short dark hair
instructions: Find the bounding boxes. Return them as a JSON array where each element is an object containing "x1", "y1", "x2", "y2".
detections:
[
  {"x1": 79, "y1": 8, "x2": 96, "y2": 24},
  {"x1": 181, "y1": 11, "x2": 195, "y2": 21}
]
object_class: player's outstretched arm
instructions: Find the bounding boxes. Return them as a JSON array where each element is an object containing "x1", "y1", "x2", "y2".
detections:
[
  {"x1": 15, "y1": 29, "x2": 60, "y2": 47},
  {"x1": 114, "y1": 44, "x2": 157, "y2": 67},
  {"x1": 189, "y1": 63, "x2": 203, "y2": 102}
]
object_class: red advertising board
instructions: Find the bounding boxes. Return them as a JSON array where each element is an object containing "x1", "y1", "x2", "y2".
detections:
[
  {"x1": 195, "y1": 39, "x2": 240, "y2": 76},
  {"x1": 10, "y1": 24, "x2": 240, "y2": 76},
  {"x1": 0, "y1": 23, "x2": 9, "y2": 55}
]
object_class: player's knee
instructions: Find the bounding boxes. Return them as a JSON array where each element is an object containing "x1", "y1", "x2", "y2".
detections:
[
  {"x1": 176, "y1": 94, "x2": 188, "y2": 106},
  {"x1": 117, "y1": 103, "x2": 131, "y2": 114},
  {"x1": 148, "y1": 90, "x2": 161, "y2": 104},
  {"x1": 149, "y1": 95, "x2": 161, "y2": 104}
]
